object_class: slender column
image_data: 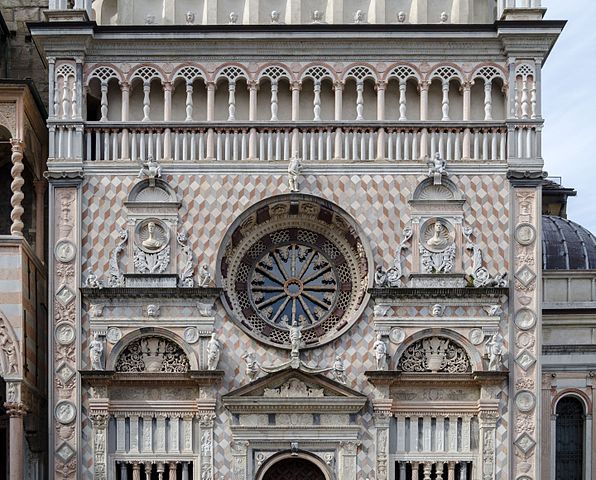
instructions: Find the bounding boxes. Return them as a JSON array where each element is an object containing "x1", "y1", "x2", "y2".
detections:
[
  {"x1": 227, "y1": 81, "x2": 236, "y2": 121},
  {"x1": 520, "y1": 77, "x2": 529, "y2": 119},
  {"x1": 206, "y1": 81, "x2": 215, "y2": 121},
  {"x1": 291, "y1": 81, "x2": 301, "y2": 121},
  {"x1": 100, "y1": 82, "x2": 108, "y2": 121},
  {"x1": 75, "y1": 59, "x2": 83, "y2": 119},
  {"x1": 5, "y1": 403, "x2": 26, "y2": 480},
  {"x1": 459, "y1": 462, "x2": 468, "y2": 480},
  {"x1": 248, "y1": 81, "x2": 258, "y2": 122},
  {"x1": 270, "y1": 80, "x2": 279, "y2": 121},
  {"x1": 355, "y1": 80, "x2": 364, "y2": 120},
  {"x1": 462, "y1": 81, "x2": 471, "y2": 121},
  {"x1": 399, "y1": 80, "x2": 407, "y2": 120},
  {"x1": 163, "y1": 81, "x2": 172, "y2": 121},
  {"x1": 120, "y1": 81, "x2": 130, "y2": 159},
  {"x1": 156, "y1": 462, "x2": 165, "y2": 480},
  {"x1": 142, "y1": 81, "x2": 151, "y2": 121},
  {"x1": 184, "y1": 82, "x2": 194, "y2": 121},
  {"x1": 399, "y1": 463, "x2": 406, "y2": 479},
  {"x1": 181, "y1": 462, "x2": 189, "y2": 480},
  {"x1": 132, "y1": 462, "x2": 141, "y2": 480},
  {"x1": 144, "y1": 462, "x2": 152, "y2": 480},
  {"x1": 313, "y1": 81, "x2": 322, "y2": 121},
  {"x1": 411, "y1": 462, "x2": 419, "y2": 480},
  {"x1": 441, "y1": 80, "x2": 450, "y2": 121},
  {"x1": 33, "y1": 179, "x2": 46, "y2": 259},
  {"x1": 533, "y1": 58, "x2": 542, "y2": 118},
  {"x1": 420, "y1": 81, "x2": 431, "y2": 120},
  {"x1": 376, "y1": 81, "x2": 386, "y2": 121},
  {"x1": 333, "y1": 81, "x2": 343, "y2": 120},
  {"x1": 120, "y1": 462, "x2": 128, "y2": 480},
  {"x1": 447, "y1": 461, "x2": 455, "y2": 480},
  {"x1": 436, "y1": 463, "x2": 444, "y2": 480},
  {"x1": 484, "y1": 80, "x2": 493, "y2": 120},
  {"x1": 9, "y1": 139, "x2": 25, "y2": 237},
  {"x1": 168, "y1": 462, "x2": 177, "y2": 480},
  {"x1": 48, "y1": 57, "x2": 56, "y2": 117}
]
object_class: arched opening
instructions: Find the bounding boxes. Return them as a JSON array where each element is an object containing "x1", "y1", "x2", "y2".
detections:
[
  {"x1": 556, "y1": 396, "x2": 585, "y2": 480},
  {"x1": 260, "y1": 456, "x2": 328, "y2": 480}
]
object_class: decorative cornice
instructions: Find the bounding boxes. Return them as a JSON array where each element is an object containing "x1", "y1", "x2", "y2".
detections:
[
  {"x1": 80, "y1": 370, "x2": 224, "y2": 385},
  {"x1": 80, "y1": 286, "x2": 222, "y2": 299},
  {"x1": 507, "y1": 169, "x2": 548, "y2": 187},
  {"x1": 369, "y1": 287, "x2": 509, "y2": 299},
  {"x1": 365, "y1": 370, "x2": 508, "y2": 387}
]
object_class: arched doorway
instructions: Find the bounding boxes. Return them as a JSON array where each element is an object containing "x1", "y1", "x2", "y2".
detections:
[
  {"x1": 262, "y1": 458, "x2": 326, "y2": 480},
  {"x1": 556, "y1": 396, "x2": 585, "y2": 480}
]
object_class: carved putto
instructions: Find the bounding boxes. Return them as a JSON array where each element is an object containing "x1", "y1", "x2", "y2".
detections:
[
  {"x1": 263, "y1": 378, "x2": 324, "y2": 398},
  {"x1": 373, "y1": 334, "x2": 387, "y2": 370},
  {"x1": 115, "y1": 336, "x2": 190, "y2": 373},
  {"x1": 242, "y1": 352, "x2": 260, "y2": 381},
  {"x1": 427, "y1": 153, "x2": 448, "y2": 185},
  {"x1": 485, "y1": 332, "x2": 505, "y2": 371},
  {"x1": 137, "y1": 155, "x2": 162, "y2": 185},
  {"x1": 198, "y1": 264, "x2": 211, "y2": 287},
  {"x1": 333, "y1": 355, "x2": 346, "y2": 384},
  {"x1": 420, "y1": 220, "x2": 456, "y2": 274},
  {"x1": 0, "y1": 321, "x2": 19, "y2": 375},
  {"x1": 398, "y1": 337, "x2": 471, "y2": 373}
]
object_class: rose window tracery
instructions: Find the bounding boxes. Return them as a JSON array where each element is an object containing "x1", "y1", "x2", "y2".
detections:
[
  {"x1": 219, "y1": 196, "x2": 371, "y2": 349},
  {"x1": 115, "y1": 336, "x2": 190, "y2": 373},
  {"x1": 398, "y1": 336, "x2": 471, "y2": 373}
]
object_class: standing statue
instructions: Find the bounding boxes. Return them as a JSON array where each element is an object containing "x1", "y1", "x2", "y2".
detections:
[
  {"x1": 427, "y1": 153, "x2": 448, "y2": 185},
  {"x1": 89, "y1": 333, "x2": 104, "y2": 371},
  {"x1": 373, "y1": 334, "x2": 387, "y2": 370},
  {"x1": 332, "y1": 355, "x2": 346, "y2": 384},
  {"x1": 0, "y1": 324, "x2": 18, "y2": 374},
  {"x1": 374, "y1": 266, "x2": 388, "y2": 288},
  {"x1": 242, "y1": 352, "x2": 260, "y2": 381},
  {"x1": 206, "y1": 333, "x2": 221, "y2": 370},
  {"x1": 289, "y1": 320, "x2": 302, "y2": 359},
  {"x1": 288, "y1": 157, "x2": 302, "y2": 192},
  {"x1": 485, "y1": 332, "x2": 504, "y2": 371},
  {"x1": 198, "y1": 264, "x2": 211, "y2": 287}
]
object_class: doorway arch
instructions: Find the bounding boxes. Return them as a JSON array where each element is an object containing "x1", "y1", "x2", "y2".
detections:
[
  {"x1": 555, "y1": 396, "x2": 585, "y2": 480},
  {"x1": 256, "y1": 451, "x2": 332, "y2": 480}
]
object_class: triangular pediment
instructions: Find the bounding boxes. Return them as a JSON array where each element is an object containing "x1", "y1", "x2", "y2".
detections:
[{"x1": 222, "y1": 369, "x2": 367, "y2": 414}]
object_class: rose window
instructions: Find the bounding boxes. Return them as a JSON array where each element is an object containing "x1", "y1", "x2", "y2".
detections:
[{"x1": 219, "y1": 196, "x2": 371, "y2": 349}]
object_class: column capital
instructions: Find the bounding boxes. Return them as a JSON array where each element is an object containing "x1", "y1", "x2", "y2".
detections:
[
  {"x1": 248, "y1": 80, "x2": 259, "y2": 90},
  {"x1": 375, "y1": 80, "x2": 387, "y2": 91},
  {"x1": 120, "y1": 81, "x2": 130, "y2": 91},
  {"x1": 333, "y1": 80, "x2": 344, "y2": 91},
  {"x1": 10, "y1": 138, "x2": 24, "y2": 152},
  {"x1": 291, "y1": 81, "x2": 302, "y2": 91},
  {"x1": 4, "y1": 402, "x2": 27, "y2": 417}
]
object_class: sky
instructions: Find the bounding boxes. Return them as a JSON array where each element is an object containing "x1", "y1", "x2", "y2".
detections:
[{"x1": 542, "y1": 0, "x2": 596, "y2": 232}]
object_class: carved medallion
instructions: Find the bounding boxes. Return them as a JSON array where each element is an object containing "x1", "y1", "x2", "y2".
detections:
[
  {"x1": 389, "y1": 327, "x2": 406, "y2": 344},
  {"x1": 106, "y1": 327, "x2": 122, "y2": 344},
  {"x1": 468, "y1": 328, "x2": 484, "y2": 345},
  {"x1": 54, "y1": 240, "x2": 76, "y2": 263},
  {"x1": 55, "y1": 323, "x2": 76, "y2": 345},
  {"x1": 422, "y1": 219, "x2": 453, "y2": 253},
  {"x1": 515, "y1": 350, "x2": 536, "y2": 371},
  {"x1": 514, "y1": 308, "x2": 536, "y2": 331},
  {"x1": 135, "y1": 218, "x2": 169, "y2": 253},
  {"x1": 55, "y1": 400, "x2": 77, "y2": 424},
  {"x1": 516, "y1": 332, "x2": 535, "y2": 349},
  {"x1": 515, "y1": 223, "x2": 536, "y2": 246},
  {"x1": 183, "y1": 327, "x2": 199, "y2": 344},
  {"x1": 515, "y1": 390, "x2": 536, "y2": 412}
]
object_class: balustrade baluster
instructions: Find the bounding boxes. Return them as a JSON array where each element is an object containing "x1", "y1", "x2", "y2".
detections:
[
  {"x1": 334, "y1": 128, "x2": 343, "y2": 160},
  {"x1": 228, "y1": 81, "x2": 236, "y2": 121},
  {"x1": 369, "y1": 130, "x2": 375, "y2": 160},
  {"x1": 85, "y1": 131, "x2": 91, "y2": 161},
  {"x1": 241, "y1": 130, "x2": 248, "y2": 160},
  {"x1": 430, "y1": 130, "x2": 437, "y2": 158},
  {"x1": 344, "y1": 130, "x2": 350, "y2": 160},
  {"x1": 140, "y1": 131, "x2": 146, "y2": 161},
  {"x1": 527, "y1": 127, "x2": 534, "y2": 158},
  {"x1": 155, "y1": 131, "x2": 162, "y2": 161},
  {"x1": 491, "y1": 130, "x2": 498, "y2": 160},
  {"x1": 473, "y1": 130, "x2": 480, "y2": 160},
  {"x1": 265, "y1": 130, "x2": 272, "y2": 161},
  {"x1": 284, "y1": 130, "x2": 290, "y2": 160},
  {"x1": 387, "y1": 130, "x2": 394, "y2": 160},
  {"x1": 500, "y1": 130, "x2": 507, "y2": 161},
  {"x1": 131, "y1": 131, "x2": 137, "y2": 161},
  {"x1": 325, "y1": 130, "x2": 332, "y2": 161},
  {"x1": 216, "y1": 131, "x2": 223, "y2": 161},
  {"x1": 352, "y1": 131, "x2": 359, "y2": 161},
  {"x1": 112, "y1": 130, "x2": 119, "y2": 160},
  {"x1": 309, "y1": 131, "x2": 316, "y2": 161},
  {"x1": 445, "y1": 131, "x2": 452, "y2": 161},
  {"x1": 400, "y1": 131, "x2": 407, "y2": 161},
  {"x1": 318, "y1": 130, "x2": 324, "y2": 161},
  {"x1": 482, "y1": 130, "x2": 489, "y2": 160},
  {"x1": 261, "y1": 130, "x2": 266, "y2": 161},
  {"x1": 399, "y1": 80, "x2": 407, "y2": 121},
  {"x1": 276, "y1": 131, "x2": 282, "y2": 161},
  {"x1": 412, "y1": 462, "x2": 420, "y2": 480},
  {"x1": 224, "y1": 131, "x2": 231, "y2": 161},
  {"x1": 411, "y1": 131, "x2": 418, "y2": 160},
  {"x1": 174, "y1": 131, "x2": 180, "y2": 161},
  {"x1": 517, "y1": 127, "x2": 523, "y2": 159},
  {"x1": 441, "y1": 80, "x2": 450, "y2": 121},
  {"x1": 454, "y1": 131, "x2": 461, "y2": 161},
  {"x1": 313, "y1": 82, "x2": 321, "y2": 121},
  {"x1": 484, "y1": 81, "x2": 493, "y2": 121},
  {"x1": 67, "y1": 127, "x2": 73, "y2": 159}
]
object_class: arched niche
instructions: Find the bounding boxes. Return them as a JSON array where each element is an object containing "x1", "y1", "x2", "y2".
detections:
[
  {"x1": 411, "y1": 176, "x2": 463, "y2": 203},
  {"x1": 107, "y1": 327, "x2": 199, "y2": 371},
  {"x1": 393, "y1": 328, "x2": 483, "y2": 372},
  {"x1": 127, "y1": 178, "x2": 178, "y2": 204},
  {"x1": 255, "y1": 450, "x2": 332, "y2": 480}
]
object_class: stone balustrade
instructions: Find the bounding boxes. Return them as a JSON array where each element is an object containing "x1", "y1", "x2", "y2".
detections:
[{"x1": 77, "y1": 121, "x2": 514, "y2": 163}]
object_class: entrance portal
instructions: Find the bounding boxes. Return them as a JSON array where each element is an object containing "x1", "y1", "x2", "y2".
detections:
[{"x1": 262, "y1": 458, "x2": 326, "y2": 480}]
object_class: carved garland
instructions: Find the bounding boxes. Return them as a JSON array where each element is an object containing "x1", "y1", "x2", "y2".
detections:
[
  {"x1": 398, "y1": 337, "x2": 471, "y2": 373},
  {"x1": 115, "y1": 336, "x2": 190, "y2": 373}
]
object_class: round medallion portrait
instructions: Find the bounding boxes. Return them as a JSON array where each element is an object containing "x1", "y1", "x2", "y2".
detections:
[
  {"x1": 218, "y1": 195, "x2": 372, "y2": 349},
  {"x1": 135, "y1": 219, "x2": 169, "y2": 253}
]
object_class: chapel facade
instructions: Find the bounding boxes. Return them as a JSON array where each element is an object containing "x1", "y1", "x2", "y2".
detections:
[{"x1": 13, "y1": 0, "x2": 586, "y2": 479}]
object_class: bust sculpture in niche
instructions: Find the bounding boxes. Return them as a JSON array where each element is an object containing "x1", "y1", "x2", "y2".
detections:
[
  {"x1": 142, "y1": 222, "x2": 163, "y2": 250},
  {"x1": 271, "y1": 10, "x2": 281, "y2": 23},
  {"x1": 397, "y1": 11, "x2": 407, "y2": 23},
  {"x1": 427, "y1": 221, "x2": 450, "y2": 251},
  {"x1": 229, "y1": 12, "x2": 238, "y2": 24}
]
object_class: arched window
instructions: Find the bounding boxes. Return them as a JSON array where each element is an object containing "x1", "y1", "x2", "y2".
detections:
[{"x1": 556, "y1": 396, "x2": 585, "y2": 480}]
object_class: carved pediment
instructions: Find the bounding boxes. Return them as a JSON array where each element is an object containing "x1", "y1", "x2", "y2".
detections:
[{"x1": 222, "y1": 369, "x2": 366, "y2": 414}]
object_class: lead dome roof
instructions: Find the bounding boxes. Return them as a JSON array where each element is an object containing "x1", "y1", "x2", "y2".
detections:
[{"x1": 542, "y1": 215, "x2": 596, "y2": 270}]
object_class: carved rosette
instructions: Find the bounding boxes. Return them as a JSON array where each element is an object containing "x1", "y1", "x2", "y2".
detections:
[
  {"x1": 511, "y1": 186, "x2": 540, "y2": 479},
  {"x1": 52, "y1": 186, "x2": 80, "y2": 479}
]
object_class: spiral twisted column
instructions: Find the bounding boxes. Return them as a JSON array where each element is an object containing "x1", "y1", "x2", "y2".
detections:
[{"x1": 9, "y1": 139, "x2": 25, "y2": 237}]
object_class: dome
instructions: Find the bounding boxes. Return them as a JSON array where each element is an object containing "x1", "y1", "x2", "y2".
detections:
[{"x1": 542, "y1": 215, "x2": 596, "y2": 270}]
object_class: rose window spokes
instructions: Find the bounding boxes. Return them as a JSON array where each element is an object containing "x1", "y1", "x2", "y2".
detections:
[{"x1": 250, "y1": 243, "x2": 338, "y2": 328}]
